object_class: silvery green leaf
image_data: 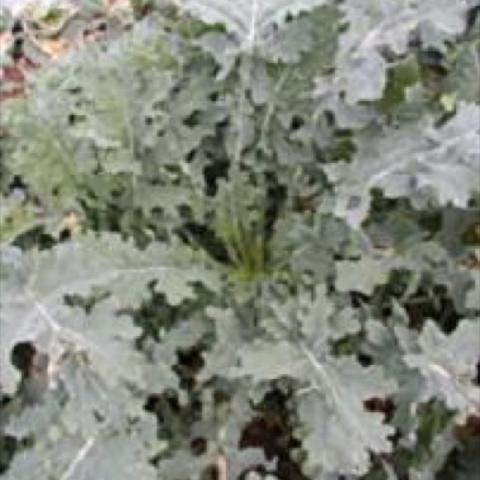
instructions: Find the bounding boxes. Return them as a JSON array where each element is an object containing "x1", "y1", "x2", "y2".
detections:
[
  {"x1": 196, "y1": 11, "x2": 317, "y2": 64},
  {"x1": 4, "y1": 415, "x2": 158, "y2": 480},
  {"x1": 364, "y1": 307, "x2": 426, "y2": 438},
  {"x1": 335, "y1": 256, "x2": 392, "y2": 295},
  {"x1": 227, "y1": 284, "x2": 396, "y2": 475},
  {"x1": 194, "y1": 31, "x2": 238, "y2": 78},
  {"x1": 143, "y1": 317, "x2": 209, "y2": 394},
  {"x1": 0, "y1": 233, "x2": 219, "y2": 393},
  {"x1": 335, "y1": 0, "x2": 470, "y2": 103},
  {"x1": 325, "y1": 103, "x2": 480, "y2": 228},
  {"x1": 258, "y1": 13, "x2": 315, "y2": 63},
  {"x1": 314, "y1": 76, "x2": 376, "y2": 129},
  {"x1": 416, "y1": 0, "x2": 472, "y2": 50},
  {"x1": 54, "y1": 353, "x2": 143, "y2": 436},
  {"x1": 4, "y1": 18, "x2": 179, "y2": 212},
  {"x1": 403, "y1": 319, "x2": 480, "y2": 421},
  {"x1": 5, "y1": 390, "x2": 64, "y2": 438},
  {"x1": 231, "y1": 338, "x2": 396, "y2": 475},
  {"x1": 231, "y1": 339, "x2": 306, "y2": 382},
  {"x1": 199, "y1": 307, "x2": 248, "y2": 381},
  {"x1": 286, "y1": 284, "x2": 360, "y2": 349},
  {"x1": 156, "y1": 449, "x2": 211, "y2": 479},
  {"x1": 276, "y1": 213, "x2": 354, "y2": 282},
  {"x1": 297, "y1": 355, "x2": 396, "y2": 475},
  {"x1": 182, "y1": 0, "x2": 328, "y2": 51}
]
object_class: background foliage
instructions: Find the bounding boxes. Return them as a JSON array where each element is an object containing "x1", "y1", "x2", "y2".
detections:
[{"x1": 1, "y1": 1, "x2": 479, "y2": 479}]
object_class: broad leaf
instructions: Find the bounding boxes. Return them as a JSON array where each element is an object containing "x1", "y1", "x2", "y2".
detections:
[
  {"x1": 182, "y1": 0, "x2": 328, "y2": 51},
  {"x1": 0, "y1": 234, "x2": 219, "y2": 392},
  {"x1": 229, "y1": 287, "x2": 396, "y2": 476},
  {"x1": 403, "y1": 319, "x2": 480, "y2": 421},
  {"x1": 4, "y1": 415, "x2": 158, "y2": 480},
  {"x1": 325, "y1": 103, "x2": 480, "y2": 228},
  {"x1": 335, "y1": 0, "x2": 470, "y2": 103}
]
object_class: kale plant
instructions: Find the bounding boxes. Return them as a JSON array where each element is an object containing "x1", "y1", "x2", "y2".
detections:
[{"x1": 0, "y1": 1, "x2": 479, "y2": 479}]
